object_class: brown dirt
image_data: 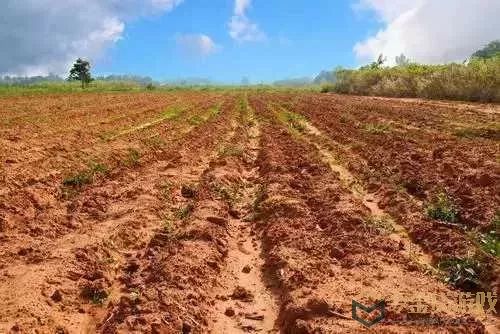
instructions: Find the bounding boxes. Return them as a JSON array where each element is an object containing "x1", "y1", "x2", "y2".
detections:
[{"x1": 0, "y1": 91, "x2": 498, "y2": 333}]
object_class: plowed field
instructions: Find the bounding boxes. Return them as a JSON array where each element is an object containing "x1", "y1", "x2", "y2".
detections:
[{"x1": 0, "y1": 91, "x2": 498, "y2": 333}]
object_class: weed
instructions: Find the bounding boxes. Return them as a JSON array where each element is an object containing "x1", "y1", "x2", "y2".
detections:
[
  {"x1": 163, "y1": 217, "x2": 175, "y2": 234},
  {"x1": 364, "y1": 123, "x2": 391, "y2": 134},
  {"x1": 438, "y1": 257, "x2": 483, "y2": 289},
  {"x1": 124, "y1": 148, "x2": 141, "y2": 166},
  {"x1": 188, "y1": 115, "x2": 204, "y2": 125},
  {"x1": 212, "y1": 182, "x2": 237, "y2": 205},
  {"x1": 278, "y1": 109, "x2": 307, "y2": 132},
  {"x1": 365, "y1": 216, "x2": 396, "y2": 235},
  {"x1": 176, "y1": 203, "x2": 194, "y2": 220},
  {"x1": 161, "y1": 181, "x2": 174, "y2": 198},
  {"x1": 144, "y1": 134, "x2": 166, "y2": 149},
  {"x1": 426, "y1": 192, "x2": 460, "y2": 223},
  {"x1": 162, "y1": 107, "x2": 183, "y2": 119},
  {"x1": 251, "y1": 184, "x2": 268, "y2": 219},
  {"x1": 476, "y1": 212, "x2": 499, "y2": 257},
  {"x1": 220, "y1": 145, "x2": 245, "y2": 158},
  {"x1": 62, "y1": 161, "x2": 107, "y2": 188},
  {"x1": 63, "y1": 172, "x2": 92, "y2": 187},
  {"x1": 454, "y1": 127, "x2": 500, "y2": 140}
]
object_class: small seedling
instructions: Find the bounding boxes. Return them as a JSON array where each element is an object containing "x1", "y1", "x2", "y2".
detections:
[
  {"x1": 125, "y1": 148, "x2": 141, "y2": 166},
  {"x1": 188, "y1": 115, "x2": 204, "y2": 125},
  {"x1": 364, "y1": 123, "x2": 390, "y2": 134},
  {"x1": 220, "y1": 145, "x2": 245, "y2": 158},
  {"x1": 426, "y1": 192, "x2": 460, "y2": 223},
  {"x1": 365, "y1": 216, "x2": 396, "y2": 235},
  {"x1": 176, "y1": 203, "x2": 194, "y2": 220},
  {"x1": 163, "y1": 217, "x2": 175, "y2": 234},
  {"x1": 438, "y1": 257, "x2": 482, "y2": 289}
]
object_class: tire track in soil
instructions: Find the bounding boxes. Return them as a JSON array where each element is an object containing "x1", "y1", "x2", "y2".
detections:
[
  {"x1": 0, "y1": 97, "x2": 237, "y2": 333},
  {"x1": 210, "y1": 96, "x2": 278, "y2": 333}
]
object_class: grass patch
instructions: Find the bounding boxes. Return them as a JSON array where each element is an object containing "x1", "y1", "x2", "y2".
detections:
[
  {"x1": 124, "y1": 148, "x2": 141, "y2": 167},
  {"x1": 188, "y1": 115, "x2": 204, "y2": 125},
  {"x1": 475, "y1": 212, "x2": 499, "y2": 257},
  {"x1": 212, "y1": 182, "x2": 237, "y2": 206},
  {"x1": 220, "y1": 145, "x2": 245, "y2": 158},
  {"x1": 364, "y1": 123, "x2": 391, "y2": 134},
  {"x1": 426, "y1": 192, "x2": 460, "y2": 223},
  {"x1": 188, "y1": 103, "x2": 221, "y2": 126},
  {"x1": 277, "y1": 109, "x2": 307, "y2": 132},
  {"x1": 176, "y1": 203, "x2": 194, "y2": 220},
  {"x1": 163, "y1": 217, "x2": 176, "y2": 235},
  {"x1": 438, "y1": 257, "x2": 483, "y2": 289},
  {"x1": 453, "y1": 127, "x2": 500, "y2": 140},
  {"x1": 161, "y1": 181, "x2": 174, "y2": 198},
  {"x1": 365, "y1": 216, "x2": 396, "y2": 235},
  {"x1": 62, "y1": 161, "x2": 107, "y2": 188}
]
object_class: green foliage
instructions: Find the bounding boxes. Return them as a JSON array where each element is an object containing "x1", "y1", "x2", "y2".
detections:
[
  {"x1": 364, "y1": 123, "x2": 391, "y2": 134},
  {"x1": 124, "y1": 148, "x2": 141, "y2": 166},
  {"x1": 176, "y1": 203, "x2": 194, "y2": 220},
  {"x1": 438, "y1": 257, "x2": 483, "y2": 288},
  {"x1": 68, "y1": 58, "x2": 93, "y2": 88},
  {"x1": 329, "y1": 54, "x2": 500, "y2": 102},
  {"x1": 426, "y1": 192, "x2": 459, "y2": 223},
  {"x1": 62, "y1": 161, "x2": 107, "y2": 187},
  {"x1": 471, "y1": 40, "x2": 500, "y2": 59},
  {"x1": 146, "y1": 83, "x2": 156, "y2": 90},
  {"x1": 477, "y1": 212, "x2": 500, "y2": 257}
]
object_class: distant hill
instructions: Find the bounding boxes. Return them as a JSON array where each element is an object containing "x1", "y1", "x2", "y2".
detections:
[
  {"x1": 273, "y1": 77, "x2": 312, "y2": 87},
  {"x1": 95, "y1": 75, "x2": 153, "y2": 85},
  {"x1": 313, "y1": 70, "x2": 336, "y2": 84},
  {"x1": 0, "y1": 74, "x2": 63, "y2": 85}
]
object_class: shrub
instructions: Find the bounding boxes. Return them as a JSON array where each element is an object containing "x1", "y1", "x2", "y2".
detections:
[
  {"x1": 426, "y1": 192, "x2": 459, "y2": 223},
  {"x1": 330, "y1": 55, "x2": 500, "y2": 102}
]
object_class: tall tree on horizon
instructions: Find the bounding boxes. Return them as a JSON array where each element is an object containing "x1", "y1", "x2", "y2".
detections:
[{"x1": 68, "y1": 58, "x2": 93, "y2": 88}]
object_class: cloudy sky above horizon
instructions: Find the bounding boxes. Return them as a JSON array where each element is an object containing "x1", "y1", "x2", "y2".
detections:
[{"x1": 1, "y1": 0, "x2": 498, "y2": 82}]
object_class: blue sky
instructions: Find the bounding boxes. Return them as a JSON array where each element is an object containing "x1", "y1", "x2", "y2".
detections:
[
  {"x1": 94, "y1": 0, "x2": 381, "y2": 83},
  {"x1": 3, "y1": 0, "x2": 497, "y2": 82}
]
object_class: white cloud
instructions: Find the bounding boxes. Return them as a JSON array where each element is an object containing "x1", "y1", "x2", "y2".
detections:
[
  {"x1": 229, "y1": 0, "x2": 266, "y2": 42},
  {"x1": 176, "y1": 34, "x2": 219, "y2": 58},
  {"x1": 234, "y1": 0, "x2": 252, "y2": 16},
  {"x1": 0, "y1": 0, "x2": 184, "y2": 76},
  {"x1": 354, "y1": 0, "x2": 500, "y2": 65}
]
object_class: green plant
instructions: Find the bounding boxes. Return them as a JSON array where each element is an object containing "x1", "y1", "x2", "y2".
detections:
[
  {"x1": 163, "y1": 217, "x2": 175, "y2": 234},
  {"x1": 365, "y1": 216, "x2": 396, "y2": 235},
  {"x1": 176, "y1": 203, "x2": 194, "y2": 220},
  {"x1": 364, "y1": 123, "x2": 390, "y2": 134},
  {"x1": 426, "y1": 192, "x2": 460, "y2": 223},
  {"x1": 220, "y1": 145, "x2": 245, "y2": 158},
  {"x1": 438, "y1": 257, "x2": 483, "y2": 289},
  {"x1": 125, "y1": 148, "x2": 141, "y2": 166},
  {"x1": 63, "y1": 172, "x2": 93, "y2": 187},
  {"x1": 62, "y1": 161, "x2": 107, "y2": 187},
  {"x1": 145, "y1": 83, "x2": 155, "y2": 90},
  {"x1": 477, "y1": 212, "x2": 500, "y2": 257},
  {"x1": 188, "y1": 115, "x2": 204, "y2": 125}
]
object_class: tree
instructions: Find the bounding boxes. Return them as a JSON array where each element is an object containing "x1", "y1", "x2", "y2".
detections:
[
  {"x1": 68, "y1": 58, "x2": 93, "y2": 88},
  {"x1": 395, "y1": 53, "x2": 410, "y2": 66},
  {"x1": 471, "y1": 40, "x2": 500, "y2": 59}
]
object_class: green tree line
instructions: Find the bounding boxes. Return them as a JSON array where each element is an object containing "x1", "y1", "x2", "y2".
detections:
[{"x1": 323, "y1": 40, "x2": 500, "y2": 102}]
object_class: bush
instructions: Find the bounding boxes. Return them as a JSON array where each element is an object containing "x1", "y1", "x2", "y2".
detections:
[{"x1": 330, "y1": 55, "x2": 500, "y2": 102}]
